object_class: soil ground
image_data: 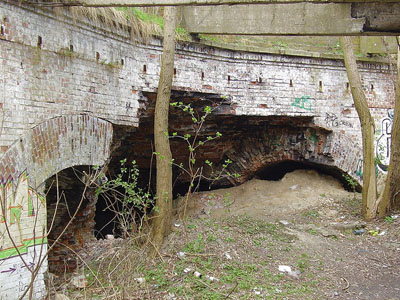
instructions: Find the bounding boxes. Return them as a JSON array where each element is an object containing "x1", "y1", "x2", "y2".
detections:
[{"x1": 55, "y1": 170, "x2": 400, "y2": 300}]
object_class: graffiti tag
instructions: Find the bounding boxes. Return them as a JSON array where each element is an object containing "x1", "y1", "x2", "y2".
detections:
[
  {"x1": 354, "y1": 159, "x2": 363, "y2": 180},
  {"x1": 291, "y1": 96, "x2": 312, "y2": 111},
  {"x1": 325, "y1": 112, "x2": 353, "y2": 128},
  {"x1": 0, "y1": 267, "x2": 16, "y2": 274},
  {"x1": 376, "y1": 110, "x2": 393, "y2": 172}
]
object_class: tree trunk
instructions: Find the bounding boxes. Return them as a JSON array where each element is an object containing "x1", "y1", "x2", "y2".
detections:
[
  {"x1": 377, "y1": 38, "x2": 400, "y2": 216},
  {"x1": 341, "y1": 36, "x2": 377, "y2": 220},
  {"x1": 151, "y1": 6, "x2": 177, "y2": 247}
]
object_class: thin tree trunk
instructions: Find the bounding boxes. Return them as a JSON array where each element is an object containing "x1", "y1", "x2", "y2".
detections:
[
  {"x1": 151, "y1": 6, "x2": 177, "y2": 247},
  {"x1": 341, "y1": 36, "x2": 377, "y2": 220},
  {"x1": 378, "y1": 38, "x2": 400, "y2": 216}
]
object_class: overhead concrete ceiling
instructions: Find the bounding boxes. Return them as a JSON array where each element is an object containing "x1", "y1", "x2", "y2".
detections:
[
  {"x1": 182, "y1": 3, "x2": 400, "y2": 35},
  {"x1": 44, "y1": 0, "x2": 400, "y2": 6},
  {"x1": 31, "y1": 0, "x2": 400, "y2": 35}
]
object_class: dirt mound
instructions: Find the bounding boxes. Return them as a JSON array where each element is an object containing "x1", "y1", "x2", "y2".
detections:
[{"x1": 183, "y1": 169, "x2": 349, "y2": 219}]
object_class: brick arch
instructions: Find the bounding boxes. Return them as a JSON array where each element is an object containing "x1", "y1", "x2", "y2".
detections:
[
  {"x1": 221, "y1": 127, "x2": 363, "y2": 185},
  {"x1": 0, "y1": 114, "x2": 113, "y2": 188}
]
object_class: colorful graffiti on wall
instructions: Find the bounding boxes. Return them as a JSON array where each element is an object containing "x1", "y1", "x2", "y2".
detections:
[
  {"x1": 0, "y1": 172, "x2": 47, "y2": 260},
  {"x1": 376, "y1": 110, "x2": 393, "y2": 172}
]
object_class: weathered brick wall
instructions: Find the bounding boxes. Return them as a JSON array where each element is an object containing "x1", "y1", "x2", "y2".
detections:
[
  {"x1": 0, "y1": 1, "x2": 394, "y2": 152},
  {"x1": 0, "y1": 1, "x2": 396, "y2": 298},
  {"x1": 0, "y1": 115, "x2": 112, "y2": 299}
]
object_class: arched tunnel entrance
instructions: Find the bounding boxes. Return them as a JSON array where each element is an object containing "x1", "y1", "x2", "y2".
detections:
[
  {"x1": 255, "y1": 160, "x2": 358, "y2": 191},
  {"x1": 45, "y1": 165, "x2": 155, "y2": 274},
  {"x1": 43, "y1": 92, "x2": 360, "y2": 275}
]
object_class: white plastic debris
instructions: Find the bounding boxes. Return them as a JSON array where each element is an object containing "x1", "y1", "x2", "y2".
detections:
[
  {"x1": 378, "y1": 231, "x2": 386, "y2": 236},
  {"x1": 279, "y1": 220, "x2": 290, "y2": 226},
  {"x1": 289, "y1": 185, "x2": 298, "y2": 190},
  {"x1": 278, "y1": 265, "x2": 300, "y2": 278},
  {"x1": 205, "y1": 275, "x2": 219, "y2": 282},
  {"x1": 178, "y1": 251, "x2": 186, "y2": 258},
  {"x1": 174, "y1": 223, "x2": 182, "y2": 227},
  {"x1": 183, "y1": 268, "x2": 192, "y2": 273},
  {"x1": 253, "y1": 288, "x2": 263, "y2": 295},
  {"x1": 392, "y1": 214, "x2": 399, "y2": 219},
  {"x1": 194, "y1": 271, "x2": 202, "y2": 278},
  {"x1": 278, "y1": 265, "x2": 292, "y2": 273},
  {"x1": 105, "y1": 234, "x2": 114, "y2": 240},
  {"x1": 134, "y1": 277, "x2": 146, "y2": 284},
  {"x1": 225, "y1": 252, "x2": 232, "y2": 260}
]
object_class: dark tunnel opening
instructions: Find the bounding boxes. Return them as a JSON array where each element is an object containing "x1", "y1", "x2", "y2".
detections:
[
  {"x1": 45, "y1": 166, "x2": 97, "y2": 274},
  {"x1": 93, "y1": 167, "x2": 156, "y2": 239},
  {"x1": 94, "y1": 194, "x2": 118, "y2": 239},
  {"x1": 256, "y1": 160, "x2": 361, "y2": 192}
]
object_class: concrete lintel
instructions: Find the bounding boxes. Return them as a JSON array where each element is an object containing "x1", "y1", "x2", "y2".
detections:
[
  {"x1": 182, "y1": 3, "x2": 400, "y2": 35},
  {"x1": 28, "y1": 0, "x2": 400, "y2": 7}
]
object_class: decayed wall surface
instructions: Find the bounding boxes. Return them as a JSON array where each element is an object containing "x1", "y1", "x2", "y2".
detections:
[{"x1": 0, "y1": 0, "x2": 395, "y2": 298}]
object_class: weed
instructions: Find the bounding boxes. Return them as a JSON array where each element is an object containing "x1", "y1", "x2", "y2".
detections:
[
  {"x1": 308, "y1": 228, "x2": 318, "y2": 235},
  {"x1": 145, "y1": 264, "x2": 168, "y2": 288},
  {"x1": 206, "y1": 233, "x2": 217, "y2": 242},
  {"x1": 304, "y1": 210, "x2": 319, "y2": 218},
  {"x1": 224, "y1": 192, "x2": 232, "y2": 207},
  {"x1": 297, "y1": 253, "x2": 310, "y2": 273},
  {"x1": 385, "y1": 216, "x2": 395, "y2": 223},
  {"x1": 183, "y1": 233, "x2": 205, "y2": 253},
  {"x1": 343, "y1": 173, "x2": 358, "y2": 193},
  {"x1": 224, "y1": 236, "x2": 235, "y2": 243},
  {"x1": 186, "y1": 222, "x2": 197, "y2": 230}
]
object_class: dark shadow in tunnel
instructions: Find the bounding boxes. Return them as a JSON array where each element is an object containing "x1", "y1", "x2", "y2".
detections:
[
  {"x1": 256, "y1": 160, "x2": 361, "y2": 192},
  {"x1": 94, "y1": 194, "x2": 119, "y2": 239},
  {"x1": 45, "y1": 165, "x2": 96, "y2": 274}
]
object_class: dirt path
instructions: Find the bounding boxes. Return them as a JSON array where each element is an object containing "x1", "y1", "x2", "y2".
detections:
[{"x1": 180, "y1": 170, "x2": 400, "y2": 299}]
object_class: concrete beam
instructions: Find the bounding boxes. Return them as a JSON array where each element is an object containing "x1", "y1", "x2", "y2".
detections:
[
  {"x1": 182, "y1": 3, "x2": 400, "y2": 35},
  {"x1": 30, "y1": 0, "x2": 400, "y2": 7}
]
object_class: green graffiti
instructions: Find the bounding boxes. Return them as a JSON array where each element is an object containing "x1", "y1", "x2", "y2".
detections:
[
  {"x1": 0, "y1": 172, "x2": 46, "y2": 259},
  {"x1": 0, "y1": 237, "x2": 47, "y2": 259},
  {"x1": 9, "y1": 206, "x2": 22, "y2": 225},
  {"x1": 292, "y1": 96, "x2": 312, "y2": 111}
]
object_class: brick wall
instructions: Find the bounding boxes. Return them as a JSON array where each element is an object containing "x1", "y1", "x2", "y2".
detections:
[
  {"x1": 0, "y1": 1, "x2": 396, "y2": 298},
  {"x1": 0, "y1": 1, "x2": 395, "y2": 152},
  {"x1": 0, "y1": 115, "x2": 112, "y2": 299}
]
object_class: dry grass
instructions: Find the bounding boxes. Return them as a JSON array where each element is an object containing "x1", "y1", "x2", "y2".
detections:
[{"x1": 35, "y1": 0, "x2": 163, "y2": 43}]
